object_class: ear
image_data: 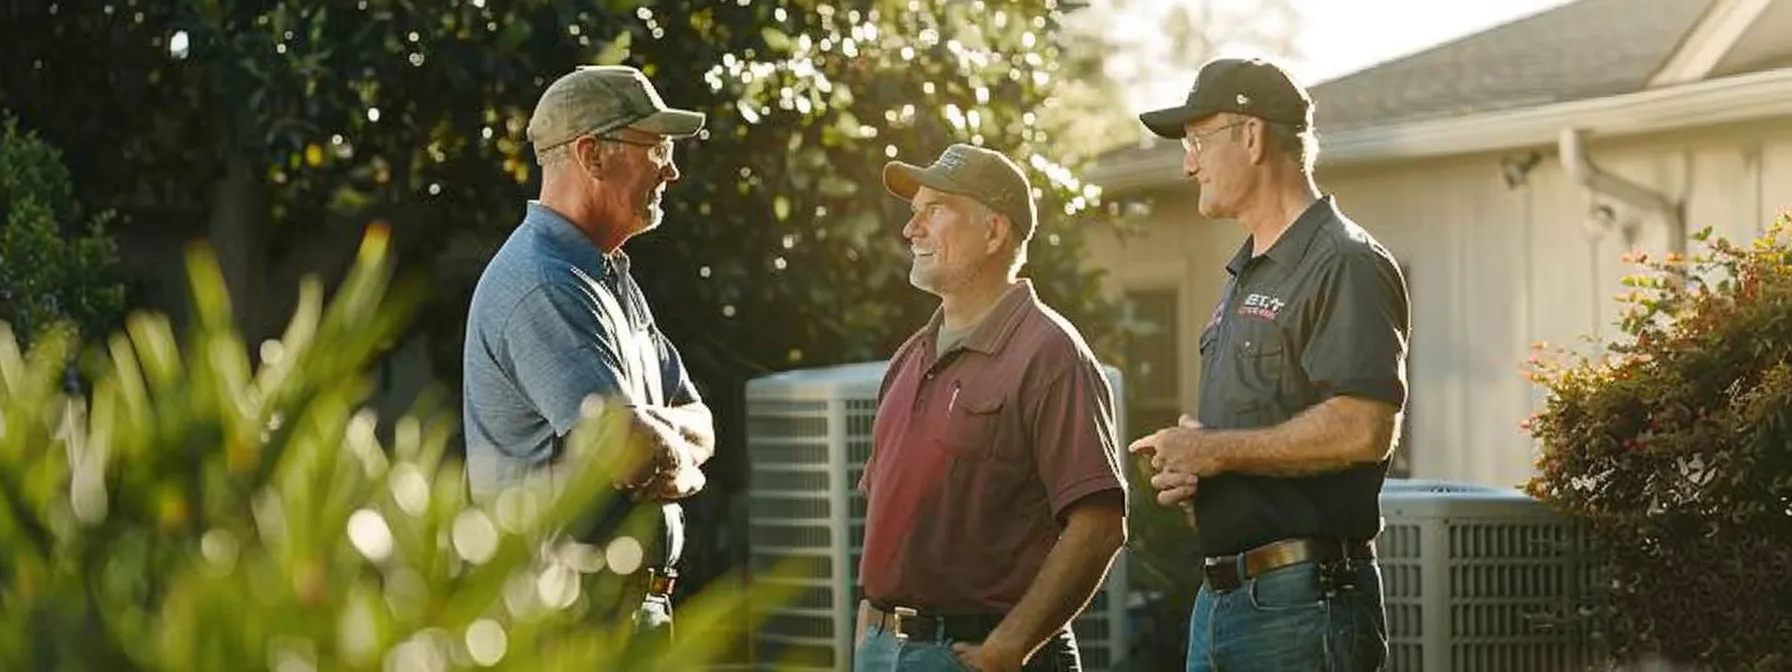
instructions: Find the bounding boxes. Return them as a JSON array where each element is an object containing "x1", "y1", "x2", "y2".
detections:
[
  {"x1": 984, "y1": 210, "x2": 1011, "y2": 255},
  {"x1": 1247, "y1": 118, "x2": 1269, "y2": 165},
  {"x1": 573, "y1": 136, "x2": 606, "y2": 180}
]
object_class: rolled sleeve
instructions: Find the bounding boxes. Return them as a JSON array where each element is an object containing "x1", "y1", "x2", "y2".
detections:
[
  {"x1": 503, "y1": 283, "x2": 631, "y2": 437},
  {"x1": 1028, "y1": 360, "x2": 1127, "y2": 522},
  {"x1": 1299, "y1": 252, "x2": 1410, "y2": 409}
]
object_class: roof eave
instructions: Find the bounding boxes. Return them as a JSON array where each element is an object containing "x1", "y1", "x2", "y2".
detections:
[
  {"x1": 1090, "y1": 66, "x2": 1792, "y2": 194},
  {"x1": 1647, "y1": 0, "x2": 1777, "y2": 87}
]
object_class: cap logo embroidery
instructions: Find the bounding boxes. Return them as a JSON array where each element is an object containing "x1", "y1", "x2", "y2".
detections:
[
  {"x1": 936, "y1": 150, "x2": 967, "y2": 173},
  {"x1": 1236, "y1": 93, "x2": 1251, "y2": 106}
]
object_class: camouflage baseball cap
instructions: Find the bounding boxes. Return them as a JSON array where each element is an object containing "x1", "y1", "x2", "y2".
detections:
[
  {"x1": 527, "y1": 65, "x2": 706, "y2": 150},
  {"x1": 883, "y1": 143, "x2": 1037, "y2": 242}
]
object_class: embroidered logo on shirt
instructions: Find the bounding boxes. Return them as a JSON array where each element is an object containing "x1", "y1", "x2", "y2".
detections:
[{"x1": 1236, "y1": 292, "x2": 1286, "y2": 321}]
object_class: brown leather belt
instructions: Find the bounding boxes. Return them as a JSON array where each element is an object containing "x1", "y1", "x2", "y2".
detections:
[
  {"x1": 866, "y1": 602, "x2": 1004, "y2": 643},
  {"x1": 646, "y1": 568, "x2": 677, "y2": 598},
  {"x1": 1203, "y1": 537, "x2": 1375, "y2": 592}
]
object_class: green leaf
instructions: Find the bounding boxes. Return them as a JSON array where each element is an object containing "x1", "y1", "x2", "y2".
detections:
[{"x1": 593, "y1": 31, "x2": 632, "y2": 65}]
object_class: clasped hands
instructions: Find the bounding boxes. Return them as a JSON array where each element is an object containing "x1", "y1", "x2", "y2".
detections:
[
  {"x1": 613, "y1": 407, "x2": 706, "y2": 501},
  {"x1": 1127, "y1": 414, "x2": 1222, "y2": 508}
]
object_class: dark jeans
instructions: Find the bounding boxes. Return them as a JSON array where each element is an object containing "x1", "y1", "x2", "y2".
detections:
[
  {"x1": 853, "y1": 623, "x2": 1081, "y2": 672},
  {"x1": 1186, "y1": 560, "x2": 1388, "y2": 671}
]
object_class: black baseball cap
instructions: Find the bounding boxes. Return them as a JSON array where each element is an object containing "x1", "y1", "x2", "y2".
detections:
[{"x1": 1139, "y1": 57, "x2": 1313, "y2": 139}]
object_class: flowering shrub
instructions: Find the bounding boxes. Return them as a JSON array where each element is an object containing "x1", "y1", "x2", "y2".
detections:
[{"x1": 1525, "y1": 214, "x2": 1792, "y2": 670}]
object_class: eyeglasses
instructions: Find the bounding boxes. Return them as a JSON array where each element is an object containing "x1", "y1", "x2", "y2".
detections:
[
  {"x1": 598, "y1": 133, "x2": 675, "y2": 166},
  {"x1": 1181, "y1": 121, "x2": 1247, "y2": 154}
]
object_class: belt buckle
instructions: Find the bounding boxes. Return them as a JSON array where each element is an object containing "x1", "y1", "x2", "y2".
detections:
[
  {"x1": 891, "y1": 606, "x2": 917, "y2": 641},
  {"x1": 646, "y1": 567, "x2": 677, "y2": 597}
]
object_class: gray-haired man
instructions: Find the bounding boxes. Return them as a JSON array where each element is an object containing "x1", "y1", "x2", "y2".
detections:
[{"x1": 462, "y1": 65, "x2": 715, "y2": 641}]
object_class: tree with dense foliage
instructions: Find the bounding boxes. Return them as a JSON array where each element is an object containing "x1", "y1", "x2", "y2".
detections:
[
  {"x1": 0, "y1": 113, "x2": 127, "y2": 346},
  {"x1": 1525, "y1": 216, "x2": 1792, "y2": 671},
  {"x1": 0, "y1": 0, "x2": 1117, "y2": 371}
]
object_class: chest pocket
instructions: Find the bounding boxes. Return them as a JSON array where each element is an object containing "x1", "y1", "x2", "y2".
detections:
[
  {"x1": 937, "y1": 392, "x2": 1006, "y2": 460},
  {"x1": 1222, "y1": 323, "x2": 1295, "y2": 424}
]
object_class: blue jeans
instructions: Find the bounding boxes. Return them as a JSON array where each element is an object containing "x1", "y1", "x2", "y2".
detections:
[
  {"x1": 634, "y1": 594, "x2": 673, "y2": 640},
  {"x1": 1186, "y1": 560, "x2": 1388, "y2": 671},
  {"x1": 611, "y1": 593, "x2": 674, "y2": 665},
  {"x1": 853, "y1": 623, "x2": 1081, "y2": 672}
]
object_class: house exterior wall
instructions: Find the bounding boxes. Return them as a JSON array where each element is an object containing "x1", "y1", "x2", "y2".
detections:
[{"x1": 1086, "y1": 116, "x2": 1792, "y2": 488}]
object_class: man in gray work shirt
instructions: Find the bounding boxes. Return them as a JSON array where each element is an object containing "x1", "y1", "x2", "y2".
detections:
[
  {"x1": 461, "y1": 65, "x2": 715, "y2": 641},
  {"x1": 1128, "y1": 57, "x2": 1410, "y2": 671}
]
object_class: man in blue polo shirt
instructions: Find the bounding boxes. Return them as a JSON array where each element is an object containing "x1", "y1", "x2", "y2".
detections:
[{"x1": 461, "y1": 65, "x2": 715, "y2": 641}]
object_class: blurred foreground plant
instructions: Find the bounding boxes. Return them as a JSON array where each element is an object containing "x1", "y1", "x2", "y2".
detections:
[
  {"x1": 0, "y1": 224, "x2": 786, "y2": 671},
  {"x1": 1525, "y1": 214, "x2": 1792, "y2": 670}
]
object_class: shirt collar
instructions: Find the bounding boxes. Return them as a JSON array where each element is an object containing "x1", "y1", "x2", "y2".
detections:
[
  {"x1": 924, "y1": 279, "x2": 1037, "y2": 356},
  {"x1": 524, "y1": 201, "x2": 626, "y2": 278},
  {"x1": 1225, "y1": 194, "x2": 1337, "y2": 276}
]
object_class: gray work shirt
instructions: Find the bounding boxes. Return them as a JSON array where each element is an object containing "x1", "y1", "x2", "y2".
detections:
[
  {"x1": 461, "y1": 202, "x2": 701, "y2": 498},
  {"x1": 1193, "y1": 195, "x2": 1411, "y2": 557}
]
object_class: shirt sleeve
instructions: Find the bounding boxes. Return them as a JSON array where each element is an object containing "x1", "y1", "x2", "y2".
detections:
[
  {"x1": 653, "y1": 326, "x2": 703, "y2": 407},
  {"x1": 501, "y1": 283, "x2": 631, "y2": 437},
  {"x1": 1299, "y1": 251, "x2": 1411, "y2": 409},
  {"x1": 1029, "y1": 358, "x2": 1127, "y2": 522}
]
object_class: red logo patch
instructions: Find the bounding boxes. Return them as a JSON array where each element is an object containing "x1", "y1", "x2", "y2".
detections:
[{"x1": 1236, "y1": 292, "x2": 1286, "y2": 321}]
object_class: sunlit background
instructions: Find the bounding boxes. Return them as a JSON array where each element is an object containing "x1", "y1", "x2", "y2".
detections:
[{"x1": 2, "y1": 0, "x2": 1790, "y2": 670}]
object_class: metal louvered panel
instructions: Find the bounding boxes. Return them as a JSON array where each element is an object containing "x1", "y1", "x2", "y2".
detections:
[{"x1": 1377, "y1": 480, "x2": 1596, "y2": 672}]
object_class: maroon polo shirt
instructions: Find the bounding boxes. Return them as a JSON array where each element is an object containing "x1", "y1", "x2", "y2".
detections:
[{"x1": 858, "y1": 280, "x2": 1125, "y2": 614}]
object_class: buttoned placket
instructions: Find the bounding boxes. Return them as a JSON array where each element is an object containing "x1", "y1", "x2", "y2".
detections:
[{"x1": 912, "y1": 346, "x2": 953, "y2": 414}]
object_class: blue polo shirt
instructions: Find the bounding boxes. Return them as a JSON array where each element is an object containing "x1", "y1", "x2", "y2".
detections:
[{"x1": 462, "y1": 201, "x2": 701, "y2": 498}]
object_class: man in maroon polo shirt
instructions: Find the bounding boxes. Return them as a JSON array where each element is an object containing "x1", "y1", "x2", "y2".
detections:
[{"x1": 852, "y1": 143, "x2": 1128, "y2": 672}]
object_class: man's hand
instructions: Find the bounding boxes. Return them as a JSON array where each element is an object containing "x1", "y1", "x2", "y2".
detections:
[
  {"x1": 646, "y1": 462, "x2": 706, "y2": 500},
  {"x1": 951, "y1": 641, "x2": 1022, "y2": 672},
  {"x1": 1127, "y1": 415, "x2": 1224, "y2": 479},
  {"x1": 1130, "y1": 414, "x2": 1214, "y2": 522},
  {"x1": 1150, "y1": 470, "x2": 1200, "y2": 506},
  {"x1": 613, "y1": 409, "x2": 704, "y2": 500},
  {"x1": 612, "y1": 412, "x2": 671, "y2": 486}
]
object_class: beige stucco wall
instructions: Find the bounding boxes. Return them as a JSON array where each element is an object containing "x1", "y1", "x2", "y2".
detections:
[{"x1": 1087, "y1": 116, "x2": 1792, "y2": 488}]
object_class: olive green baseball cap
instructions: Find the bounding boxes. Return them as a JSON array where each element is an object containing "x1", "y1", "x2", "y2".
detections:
[
  {"x1": 527, "y1": 65, "x2": 706, "y2": 150},
  {"x1": 883, "y1": 143, "x2": 1037, "y2": 242}
]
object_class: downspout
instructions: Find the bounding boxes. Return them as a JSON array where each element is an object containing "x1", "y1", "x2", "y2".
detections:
[{"x1": 1558, "y1": 128, "x2": 1686, "y2": 253}]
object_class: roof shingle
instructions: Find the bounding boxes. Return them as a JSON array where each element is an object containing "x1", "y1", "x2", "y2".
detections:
[{"x1": 1308, "y1": 0, "x2": 1717, "y2": 131}]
